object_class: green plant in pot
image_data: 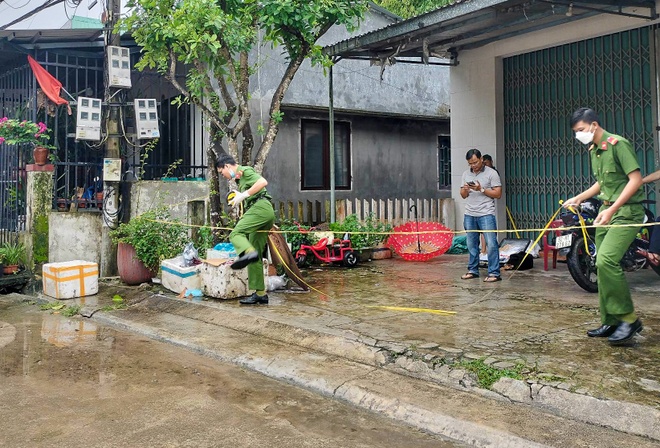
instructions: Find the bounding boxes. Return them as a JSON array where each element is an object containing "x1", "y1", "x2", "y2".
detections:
[
  {"x1": 110, "y1": 209, "x2": 189, "y2": 284},
  {"x1": 329, "y1": 214, "x2": 391, "y2": 248},
  {"x1": 0, "y1": 241, "x2": 27, "y2": 274},
  {"x1": 0, "y1": 117, "x2": 55, "y2": 165},
  {"x1": 329, "y1": 214, "x2": 392, "y2": 261}
]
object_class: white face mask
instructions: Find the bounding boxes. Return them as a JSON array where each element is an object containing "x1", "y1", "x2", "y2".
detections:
[{"x1": 575, "y1": 124, "x2": 595, "y2": 145}]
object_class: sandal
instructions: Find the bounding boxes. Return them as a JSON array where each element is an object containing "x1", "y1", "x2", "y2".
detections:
[
  {"x1": 461, "y1": 273, "x2": 479, "y2": 280},
  {"x1": 483, "y1": 275, "x2": 502, "y2": 282}
]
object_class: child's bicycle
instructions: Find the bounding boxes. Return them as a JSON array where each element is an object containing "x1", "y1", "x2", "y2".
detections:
[{"x1": 293, "y1": 223, "x2": 359, "y2": 268}]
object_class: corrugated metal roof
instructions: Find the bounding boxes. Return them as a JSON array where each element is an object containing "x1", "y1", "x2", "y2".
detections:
[
  {"x1": 0, "y1": 28, "x2": 103, "y2": 45},
  {"x1": 324, "y1": 0, "x2": 657, "y2": 63}
]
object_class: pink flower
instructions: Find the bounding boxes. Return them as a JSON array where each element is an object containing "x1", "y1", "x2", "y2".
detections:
[{"x1": 0, "y1": 137, "x2": 5, "y2": 144}]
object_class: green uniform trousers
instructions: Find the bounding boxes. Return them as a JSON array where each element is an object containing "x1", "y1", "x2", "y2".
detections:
[
  {"x1": 229, "y1": 199, "x2": 275, "y2": 291},
  {"x1": 594, "y1": 204, "x2": 644, "y2": 326}
]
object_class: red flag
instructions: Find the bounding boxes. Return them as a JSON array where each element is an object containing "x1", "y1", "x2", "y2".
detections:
[{"x1": 27, "y1": 55, "x2": 72, "y2": 115}]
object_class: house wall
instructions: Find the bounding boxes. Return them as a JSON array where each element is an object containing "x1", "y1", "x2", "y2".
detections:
[
  {"x1": 450, "y1": 9, "x2": 656, "y2": 231},
  {"x1": 251, "y1": 7, "x2": 450, "y2": 124},
  {"x1": 263, "y1": 109, "x2": 450, "y2": 205},
  {"x1": 128, "y1": 181, "x2": 209, "y2": 221},
  {"x1": 49, "y1": 213, "x2": 103, "y2": 266}
]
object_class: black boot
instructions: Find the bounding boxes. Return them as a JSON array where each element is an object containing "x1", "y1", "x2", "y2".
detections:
[
  {"x1": 586, "y1": 324, "x2": 618, "y2": 338},
  {"x1": 239, "y1": 293, "x2": 269, "y2": 305},
  {"x1": 608, "y1": 319, "x2": 643, "y2": 345},
  {"x1": 231, "y1": 251, "x2": 259, "y2": 270}
]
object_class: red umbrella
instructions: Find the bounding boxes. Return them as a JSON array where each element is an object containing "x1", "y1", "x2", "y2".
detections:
[{"x1": 388, "y1": 205, "x2": 453, "y2": 261}]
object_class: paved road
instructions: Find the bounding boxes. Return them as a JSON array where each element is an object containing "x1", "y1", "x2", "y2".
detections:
[{"x1": 0, "y1": 300, "x2": 457, "y2": 448}]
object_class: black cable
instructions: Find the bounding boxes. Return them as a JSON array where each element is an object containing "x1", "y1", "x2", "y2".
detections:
[{"x1": 101, "y1": 184, "x2": 123, "y2": 229}]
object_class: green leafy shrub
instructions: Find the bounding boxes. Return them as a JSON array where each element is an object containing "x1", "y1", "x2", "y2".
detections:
[
  {"x1": 329, "y1": 214, "x2": 392, "y2": 249},
  {"x1": 110, "y1": 209, "x2": 189, "y2": 272},
  {"x1": 279, "y1": 219, "x2": 312, "y2": 254}
]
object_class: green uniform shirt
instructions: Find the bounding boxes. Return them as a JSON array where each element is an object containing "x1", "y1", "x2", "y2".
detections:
[
  {"x1": 237, "y1": 165, "x2": 272, "y2": 209},
  {"x1": 590, "y1": 131, "x2": 644, "y2": 204}
]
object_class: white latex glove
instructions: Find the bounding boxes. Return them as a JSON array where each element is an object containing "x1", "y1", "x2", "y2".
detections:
[{"x1": 229, "y1": 190, "x2": 250, "y2": 208}]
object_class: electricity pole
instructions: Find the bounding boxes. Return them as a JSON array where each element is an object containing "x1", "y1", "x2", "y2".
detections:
[{"x1": 100, "y1": 0, "x2": 122, "y2": 277}]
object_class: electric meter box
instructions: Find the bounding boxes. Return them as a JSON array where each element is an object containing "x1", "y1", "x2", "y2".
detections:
[
  {"x1": 75, "y1": 97, "x2": 102, "y2": 141},
  {"x1": 108, "y1": 46, "x2": 132, "y2": 88},
  {"x1": 134, "y1": 99, "x2": 160, "y2": 139},
  {"x1": 103, "y1": 158, "x2": 122, "y2": 182}
]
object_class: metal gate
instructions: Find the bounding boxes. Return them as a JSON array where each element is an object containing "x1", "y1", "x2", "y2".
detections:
[
  {"x1": 503, "y1": 27, "x2": 656, "y2": 237},
  {"x1": 0, "y1": 62, "x2": 34, "y2": 245}
]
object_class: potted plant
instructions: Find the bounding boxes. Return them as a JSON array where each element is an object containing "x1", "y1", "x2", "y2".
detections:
[
  {"x1": 329, "y1": 214, "x2": 392, "y2": 262},
  {"x1": 110, "y1": 209, "x2": 189, "y2": 285},
  {"x1": 0, "y1": 241, "x2": 27, "y2": 274},
  {"x1": 0, "y1": 116, "x2": 54, "y2": 165},
  {"x1": 362, "y1": 214, "x2": 393, "y2": 260},
  {"x1": 0, "y1": 252, "x2": 4, "y2": 278}
]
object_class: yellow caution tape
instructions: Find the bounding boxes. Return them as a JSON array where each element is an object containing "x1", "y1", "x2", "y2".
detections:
[{"x1": 367, "y1": 305, "x2": 456, "y2": 316}]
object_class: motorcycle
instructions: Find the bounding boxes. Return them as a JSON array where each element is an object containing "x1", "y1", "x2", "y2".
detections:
[{"x1": 555, "y1": 198, "x2": 660, "y2": 293}]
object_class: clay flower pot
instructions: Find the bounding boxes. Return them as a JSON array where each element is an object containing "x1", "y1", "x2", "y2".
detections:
[
  {"x1": 57, "y1": 198, "x2": 67, "y2": 211},
  {"x1": 33, "y1": 146, "x2": 49, "y2": 165},
  {"x1": 117, "y1": 242, "x2": 155, "y2": 285},
  {"x1": 3, "y1": 264, "x2": 19, "y2": 275}
]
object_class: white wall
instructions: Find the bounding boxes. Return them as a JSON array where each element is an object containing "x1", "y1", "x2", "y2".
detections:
[{"x1": 450, "y1": 6, "x2": 659, "y2": 230}]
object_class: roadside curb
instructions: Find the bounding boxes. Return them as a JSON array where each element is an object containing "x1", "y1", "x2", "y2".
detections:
[
  {"x1": 127, "y1": 293, "x2": 660, "y2": 443},
  {"x1": 89, "y1": 310, "x2": 549, "y2": 448}
]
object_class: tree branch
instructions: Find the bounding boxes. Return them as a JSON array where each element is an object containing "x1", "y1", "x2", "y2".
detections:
[
  {"x1": 230, "y1": 50, "x2": 251, "y2": 139},
  {"x1": 166, "y1": 50, "x2": 230, "y2": 135}
]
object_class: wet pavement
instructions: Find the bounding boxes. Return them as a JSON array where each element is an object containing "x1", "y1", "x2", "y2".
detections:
[
  {"x1": 0, "y1": 300, "x2": 458, "y2": 448},
  {"x1": 141, "y1": 254, "x2": 660, "y2": 409},
  {"x1": 287, "y1": 256, "x2": 660, "y2": 407}
]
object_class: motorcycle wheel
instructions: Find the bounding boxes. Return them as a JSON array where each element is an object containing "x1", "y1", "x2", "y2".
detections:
[
  {"x1": 295, "y1": 253, "x2": 307, "y2": 268},
  {"x1": 566, "y1": 235, "x2": 599, "y2": 293}
]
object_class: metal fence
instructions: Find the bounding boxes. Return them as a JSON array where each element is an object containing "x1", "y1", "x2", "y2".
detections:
[
  {"x1": 0, "y1": 144, "x2": 30, "y2": 245},
  {"x1": 1, "y1": 48, "x2": 209, "y2": 220},
  {"x1": 0, "y1": 60, "x2": 37, "y2": 244},
  {"x1": 276, "y1": 197, "x2": 455, "y2": 227}
]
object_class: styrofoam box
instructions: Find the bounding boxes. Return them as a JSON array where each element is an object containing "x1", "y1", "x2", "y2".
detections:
[
  {"x1": 200, "y1": 259, "x2": 268, "y2": 299},
  {"x1": 161, "y1": 256, "x2": 202, "y2": 294},
  {"x1": 206, "y1": 248, "x2": 236, "y2": 260},
  {"x1": 43, "y1": 260, "x2": 99, "y2": 299}
]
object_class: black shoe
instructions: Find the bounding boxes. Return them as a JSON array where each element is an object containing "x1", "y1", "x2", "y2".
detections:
[
  {"x1": 587, "y1": 324, "x2": 618, "y2": 338},
  {"x1": 239, "y1": 293, "x2": 269, "y2": 305},
  {"x1": 231, "y1": 251, "x2": 259, "y2": 270},
  {"x1": 608, "y1": 319, "x2": 643, "y2": 345}
]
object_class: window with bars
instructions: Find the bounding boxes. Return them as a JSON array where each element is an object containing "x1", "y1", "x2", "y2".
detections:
[
  {"x1": 438, "y1": 135, "x2": 451, "y2": 190},
  {"x1": 301, "y1": 119, "x2": 351, "y2": 190}
]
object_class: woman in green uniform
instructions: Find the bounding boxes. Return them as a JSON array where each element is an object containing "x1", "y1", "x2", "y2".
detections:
[{"x1": 217, "y1": 154, "x2": 275, "y2": 305}]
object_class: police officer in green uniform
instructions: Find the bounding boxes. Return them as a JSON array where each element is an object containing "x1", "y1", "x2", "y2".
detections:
[
  {"x1": 565, "y1": 108, "x2": 644, "y2": 345},
  {"x1": 217, "y1": 154, "x2": 275, "y2": 305}
]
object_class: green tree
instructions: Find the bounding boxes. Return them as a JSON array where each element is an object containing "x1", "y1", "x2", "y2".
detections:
[
  {"x1": 374, "y1": 0, "x2": 451, "y2": 19},
  {"x1": 123, "y1": 0, "x2": 368, "y2": 238}
]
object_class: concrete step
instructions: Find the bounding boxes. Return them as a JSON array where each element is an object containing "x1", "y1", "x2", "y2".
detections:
[{"x1": 91, "y1": 296, "x2": 659, "y2": 448}]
